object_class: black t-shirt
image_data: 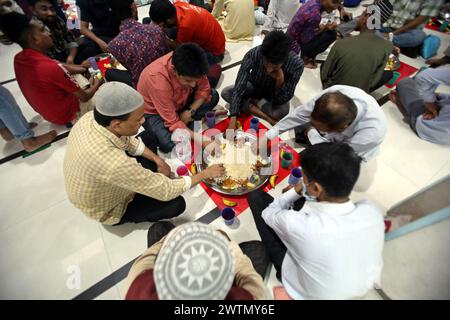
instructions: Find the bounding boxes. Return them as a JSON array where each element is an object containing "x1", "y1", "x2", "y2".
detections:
[{"x1": 76, "y1": 0, "x2": 120, "y2": 38}]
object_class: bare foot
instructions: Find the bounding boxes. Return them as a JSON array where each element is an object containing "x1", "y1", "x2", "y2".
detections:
[
  {"x1": 303, "y1": 57, "x2": 318, "y2": 69},
  {"x1": 304, "y1": 61, "x2": 318, "y2": 69},
  {"x1": 0, "y1": 127, "x2": 15, "y2": 141},
  {"x1": 425, "y1": 57, "x2": 443, "y2": 66},
  {"x1": 388, "y1": 90, "x2": 400, "y2": 106},
  {"x1": 21, "y1": 130, "x2": 57, "y2": 152}
]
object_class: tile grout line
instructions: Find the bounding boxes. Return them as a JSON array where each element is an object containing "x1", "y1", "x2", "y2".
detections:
[
  {"x1": 0, "y1": 197, "x2": 68, "y2": 234},
  {"x1": 95, "y1": 223, "x2": 122, "y2": 300},
  {"x1": 72, "y1": 206, "x2": 223, "y2": 300},
  {"x1": 0, "y1": 78, "x2": 16, "y2": 85}
]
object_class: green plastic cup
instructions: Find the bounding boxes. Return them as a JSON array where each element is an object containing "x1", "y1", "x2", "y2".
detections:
[
  {"x1": 281, "y1": 152, "x2": 293, "y2": 169},
  {"x1": 388, "y1": 71, "x2": 401, "y2": 85}
]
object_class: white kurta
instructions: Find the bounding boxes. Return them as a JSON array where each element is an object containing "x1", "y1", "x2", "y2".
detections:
[
  {"x1": 262, "y1": 189, "x2": 385, "y2": 300},
  {"x1": 262, "y1": 0, "x2": 302, "y2": 32}
]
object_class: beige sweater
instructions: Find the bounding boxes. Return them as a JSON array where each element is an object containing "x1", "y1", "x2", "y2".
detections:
[
  {"x1": 124, "y1": 233, "x2": 267, "y2": 300},
  {"x1": 212, "y1": 0, "x2": 255, "y2": 42}
]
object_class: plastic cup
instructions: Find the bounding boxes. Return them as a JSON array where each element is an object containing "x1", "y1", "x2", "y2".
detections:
[
  {"x1": 388, "y1": 71, "x2": 401, "y2": 85},
  {"x1": 205, "y1": 111, "x2": 216, "y2": 128},
  {"x1": 221, "y1": 208, "x2": 235, "y2": 226},
  {"x1": 250, "y1": 117, "x2": 260, "y2": 131},
  {"x1": 288, "y1": 167, "x2": 302, "y2": 185},
  {"x1": 176, "y1": 165, "x2": 189, "y2": 176},
  {"x1": 281, "y1": 152, "x2": 293, "y2": 169}
]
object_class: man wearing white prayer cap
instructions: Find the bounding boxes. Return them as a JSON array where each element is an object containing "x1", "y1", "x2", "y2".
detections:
[
  {"x1": 63, "y1": 82, "x2": 225, "y2": 225},
  {"x1": 125, "y1": 222, "x2": 268, "y2": 300}
]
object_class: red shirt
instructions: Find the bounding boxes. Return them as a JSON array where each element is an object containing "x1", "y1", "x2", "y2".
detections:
[
  {"x1": 175, "y1": 2, "x2": 226, "y2": 56},
  {"x1": 125, "y1": 269, "x2": 254, "y2": 300},
  {"x1": 137, "y1": 52, "x2": 211, "y2": 132},
  {"x1": 14, "y1": 49, "x2": 81, "y2": 125}
]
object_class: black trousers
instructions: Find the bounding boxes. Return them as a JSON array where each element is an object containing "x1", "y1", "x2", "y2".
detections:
[
  {"x1": 147, "y1": 221, "x2": 270, "y2": 279},
  {"x1": 301, "y1": 30, "x2": 337, "y2": 59},
  {"x1": 248, "y1": 189, "x2": 305, "y2": 280},
  {"x1": 118, "y1": 130, "x2": 186, "y2": 224},
  {"x1": 75, "y1": 35, "x2": 114, "y2": 64},
  {"x1": 105, "y1": 69, "x2": 134, "y2": 87}
]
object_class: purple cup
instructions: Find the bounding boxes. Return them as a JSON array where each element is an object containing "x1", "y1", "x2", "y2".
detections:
[
  {"x1": 205, "y1": 111, "x2": 216, "y2": 128},
  {"x1": 288, "y1": 167, "x2": 302, "y2": 185},
  {"x1": 221, "y1": 207, "x2": 235, "y2": 225},
  {"x1": 250, "y1": 117, "x2": 260, "y2": 130}
]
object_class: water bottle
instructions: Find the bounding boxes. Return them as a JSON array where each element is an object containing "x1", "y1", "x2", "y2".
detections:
[
  {"x1": 66, "y1": 5, "x2": 80, "y2": 30},
  {"x1": 88, "y1": 57, "x2": 103, "y2": 81}
]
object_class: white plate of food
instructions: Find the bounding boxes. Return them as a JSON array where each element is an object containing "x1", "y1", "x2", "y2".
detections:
[{"x1": 197, "y1": 131, "x2": 272, "y2": 195}]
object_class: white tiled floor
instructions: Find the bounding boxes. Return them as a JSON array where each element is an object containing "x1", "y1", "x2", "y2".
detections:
[{"x1": 0, "y1": 1, "x2": 449, "y2": 300}]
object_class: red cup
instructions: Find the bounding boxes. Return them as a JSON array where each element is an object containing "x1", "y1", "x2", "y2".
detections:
[{"x1": 176, "y1": 165, "x2": 189, "y2": 176}]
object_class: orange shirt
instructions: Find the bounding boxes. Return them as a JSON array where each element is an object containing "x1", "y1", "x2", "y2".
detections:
[
  {"x1": 137, "y1": 52, "x2": 211, "y2": 132},
  {"x1": 175, "y1": 2, "x2": 225, "y2": 56}
]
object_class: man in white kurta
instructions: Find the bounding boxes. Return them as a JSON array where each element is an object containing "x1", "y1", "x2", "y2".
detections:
[{"x1": 261, "y1": 0, "x2": 301, "y2": 33}]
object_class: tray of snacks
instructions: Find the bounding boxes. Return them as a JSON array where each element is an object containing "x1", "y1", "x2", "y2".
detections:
[
  {"x1": 385, "y1": 53, "x2": 401, "y2": 71},
  {"x1": 197, "y1": 131, "x2": 272, "y2": 195}
]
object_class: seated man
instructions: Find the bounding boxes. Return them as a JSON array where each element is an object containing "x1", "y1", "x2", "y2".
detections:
[
  {"x1": 75, "y1": 0, "x2": 121, "y2": 63},
  {"x1": 380, "y1": 0, "x2": 442, "y2": 49},
  {"x1": 211, "y1": 0, "x2": 255, "y2": 42},
  {"x1": 29, "y1": 0, "x2": 80, "y2": 65},
  {"x1": 106, "y1": 0, "x2": 170, "y2": 88},
  {"x1": 261, "y1": 0, "x2": 301, "y2": 35},
  {"x1": 0, "y1": 12, "x2": 101, "y2": 127},
  {"x1": 222, "y1": 31, "x2": 304, "y2": 129},
  {"x1": 321, "y1": 1, "x2": 396, "y2": 93},
  {"x1": 149, "y1": 0, "x2": 225, "y2": 64},
  {"x1": 138, "y1": 43, "x2": 219, "y2": 153},
  {"x1": 63, "y1": 82, "x2": 225, "y2": 225},
  {"x1": 0, "y1": 0, "x2": 23, "y2": 45},
  {"x1": 389, "y1": 67, "x2": 450, "y2": 146},
  {"x1": 264, "y1": 85, "x2": 387, "y2": 162},
  {"x1": 125, "y1": 222, "x2": 268, "y2": 300},
  {"x1": 0, "y1": 84, "x2": 57, "y2": 152},
  {"x1": 248, "y1": 142, "x2": 385, "y2": 300},
  {"x1": 337, "y1": 0, "x2": 442, "y2": 49},
  {"x1": 287, "y1": 0, "x2": 342, "y2": 68}
]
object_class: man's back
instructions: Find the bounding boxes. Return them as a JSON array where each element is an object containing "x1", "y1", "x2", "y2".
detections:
[
  {"x1": 321, "y1": 33, "x2": 393, "y2": 92},
  {"x1": 64, "y1": 112, "x2": 139, "y2": 224},
  {"x1": 14, "y1": 48, "x2": 80, "y2": 125},
  {"x1": 175, "y1": 1, "x2": 225, "y2": 56},
  {"x1": 273, "y1": 199, "x2": 385, "y2": 299},
  {"x1": 108, "y1": 20, "x2": 170, "y2": 87}
]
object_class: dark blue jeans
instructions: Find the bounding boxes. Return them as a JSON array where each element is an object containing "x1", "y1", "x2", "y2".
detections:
[{"x1": 143, "y1": 89, "x2": 219, "y2": 153}]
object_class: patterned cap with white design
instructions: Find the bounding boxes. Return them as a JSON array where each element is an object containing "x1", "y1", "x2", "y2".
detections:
[{"x1": 154, "y1": 222, "x2": 235, "y2": 300}]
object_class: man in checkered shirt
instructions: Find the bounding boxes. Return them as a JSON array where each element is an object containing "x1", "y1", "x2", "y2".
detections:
[{"x1": 337, "y1": 0, "x2": 443, "y2": 48}]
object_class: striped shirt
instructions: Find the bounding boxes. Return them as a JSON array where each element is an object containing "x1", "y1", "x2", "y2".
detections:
[
  {"x1": 383, "y1": 0, "x2": 443, "y2": 29},
  {"x1": 63, "y1": 112, "x2": 188, "y2": 225},
  {"x1": 229, "y1": 46, "x2": 304, "y2": 117}
]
